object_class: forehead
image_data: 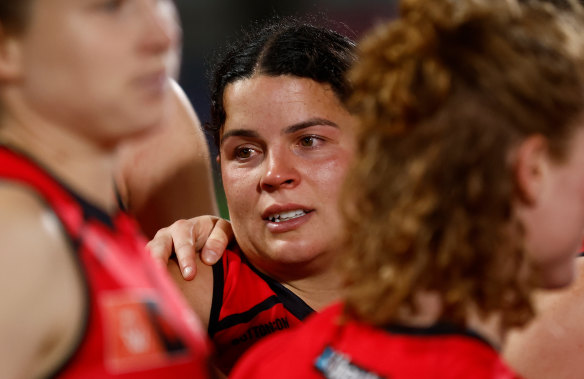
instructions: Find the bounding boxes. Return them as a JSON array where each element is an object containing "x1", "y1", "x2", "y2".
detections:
[
  {"x1": 16, "y1": 0, "x2": 82, "y2": 28},
  {"x1": 222, "y1": 75, "x2": 348, "y2": 134}
]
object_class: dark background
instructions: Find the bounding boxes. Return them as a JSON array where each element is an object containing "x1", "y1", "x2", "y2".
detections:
[{"x1": 173, "y1": 0, "x2": 398, "y2": 216}]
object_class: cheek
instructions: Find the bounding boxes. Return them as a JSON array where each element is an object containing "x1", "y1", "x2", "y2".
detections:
[
  {"x1": 311, "y1": 152, "x2": 352, "y2": 192},
  {"x1": 307, "y1": 154, "x2": 352, "y2": 217},
  {"x1": 221, "y1": 165, "x2": 258, "y2": 214}
]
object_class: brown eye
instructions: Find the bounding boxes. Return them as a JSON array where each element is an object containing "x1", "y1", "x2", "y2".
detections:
[
  {"x1": 235, "y1": 147, "x2": 253, "y2": 159},
  {"x1": 99, "y1": 0, "x2": 124, "y2": 12},
  {"x1": 300, "y1": 136, "x2": 316, "y2": 147}
]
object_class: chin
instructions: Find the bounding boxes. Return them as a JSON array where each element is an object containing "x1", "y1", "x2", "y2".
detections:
[
  {"x1": 538, "y1": 266, "x2": 577, "y2": 290},
  {"x1": 270, "y1": 250, "x2": 317, "y2": 265},
  {"x1": 266, "y1": 243, "x2": 324, "y2": 265}
]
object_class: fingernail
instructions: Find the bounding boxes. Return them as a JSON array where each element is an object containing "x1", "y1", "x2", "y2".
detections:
[
  {"x1": 204, "y1": 251, "x2": 218, "y2": 264},
  {"x1": 183, "y1": 266, "x2": 193, "y2": 278}
]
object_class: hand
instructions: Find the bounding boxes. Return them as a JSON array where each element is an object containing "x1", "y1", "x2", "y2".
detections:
[{"x1": 147, "y1": 216, "x2": 233, "y2": 280}]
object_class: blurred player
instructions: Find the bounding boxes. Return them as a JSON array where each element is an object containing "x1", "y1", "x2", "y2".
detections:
[{"x1": 0, "y1": 0, "x2": 210, "y2": 377}]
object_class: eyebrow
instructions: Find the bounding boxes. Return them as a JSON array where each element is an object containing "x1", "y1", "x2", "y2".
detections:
[
  {"x1": 221, "y1": 129, "x2": 260, "y2": 146},
  {"x1": 220, "y1": 117, "x2": 339, "y2": 146},
  {"x1": 283, "y1": 118, "x2": 339, "y2": 134}
]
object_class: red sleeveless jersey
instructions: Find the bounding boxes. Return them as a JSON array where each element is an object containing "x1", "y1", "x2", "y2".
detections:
[
  {"x1": 208, "y1": 248, "x2": 314, "y2": 373},
  {"x1": 0, "y1": 147, "x2": 210, "y2": 378},
  {"x1": 232, "y1": 302, "x2": 522, "y2": 379}
]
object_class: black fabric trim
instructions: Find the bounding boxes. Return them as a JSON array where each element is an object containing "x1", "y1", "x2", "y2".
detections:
[
  {"x1": 114, "y1": 181, "x2": 127, "y2": 212},
  {"x1": 242, "y1": 255, "x2": 314, "y2": 321},
  {"x1": 68, "y1": 189, "x2": 115, "y2": 229},
  {"x1": 384, "y1": 322, "x2": 497, "y2": 351},
  {"x1": 208, "y1": 259, "x2": 225, "y2": 337},
  {"x1": 208, "y1": 250, "x2": 315, "y2": 337},
  {"x1": 214, "y1": 296, "x2": 282, "y2": 333}
]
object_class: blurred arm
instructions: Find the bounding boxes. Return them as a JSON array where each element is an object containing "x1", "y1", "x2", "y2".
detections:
[{"x1": 0, "y1": 185, "x2": 85, "y2": 378}]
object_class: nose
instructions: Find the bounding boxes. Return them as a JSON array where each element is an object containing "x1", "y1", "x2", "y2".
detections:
[
  {"x1": 140, "y1": 0, "x2": 181, "y2": 54},
  {"x1": 259, "y1": 148, "x2": 301, "y2": 192}
]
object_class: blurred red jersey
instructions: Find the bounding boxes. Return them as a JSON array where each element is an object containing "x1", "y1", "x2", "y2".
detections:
[
  {"x1": 232, "y1": 302, "x2": 522, "y2": 379},
  {"x1": 0, "y1": 146, "x2": 211, "y2": 378}
]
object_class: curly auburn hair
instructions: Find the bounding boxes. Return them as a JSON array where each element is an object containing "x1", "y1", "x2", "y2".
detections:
[{"x1": 341, "y1": 0, "x2": 584, "y2": 330}]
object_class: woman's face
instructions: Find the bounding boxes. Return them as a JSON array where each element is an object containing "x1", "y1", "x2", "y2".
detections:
[
  {"x1": 520, "y1": 126, "x2": 584, "y2": 289},
  {"x1": 5, "y1": 0, "x2": 180, "y2": 145},
  {"x1": 220, "y1": 75, "x2": 357, "y2": 280}
]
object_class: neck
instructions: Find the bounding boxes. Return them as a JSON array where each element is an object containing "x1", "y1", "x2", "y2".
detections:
[
  {"x1": 395, "y1": 291, "x2": 504, "y2": 349},
  {"x1": 248, "y1": 249, "x2": 344, "y2": 311},
  {"x1": 281, "y1": 267, "x2": 343, "y2": 311},
  {"x1": 0, "y1": 112, "x2": 118, "y2": 213},
  {"x1": 466, "y1": 308, "x2": 504, "y2": 349}
]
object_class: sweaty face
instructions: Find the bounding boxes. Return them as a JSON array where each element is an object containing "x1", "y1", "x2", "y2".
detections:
[
  {"x1": 10, "y1": 0, "x2": 181, "y2": 146},
  {"x1": 220, "y1": 75, "x2": 356, "y2": 280},
  {"x1": 521, "y1": 126, "x2": 584, "y2": 289}
]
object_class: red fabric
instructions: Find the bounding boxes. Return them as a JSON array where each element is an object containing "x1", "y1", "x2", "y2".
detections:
[
  {"x1": 210, "y1": 248, "x2": 310, "y2": 373},
  {"x1": 0, "y1": 147, "x2": 210, "y2": 378},
  {"x1": 232, "y1": 303, "x2": 522, "y2": 379}
]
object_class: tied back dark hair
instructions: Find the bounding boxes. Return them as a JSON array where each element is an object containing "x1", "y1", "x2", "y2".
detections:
[
  {"x1": 206, "y1": 16, "x2": 357, "y2": 148},
  {"x1": 0, "y1": 1, "x2": 30, "y2": 33}
]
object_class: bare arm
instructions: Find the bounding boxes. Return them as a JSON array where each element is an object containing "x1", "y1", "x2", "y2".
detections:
[
  {"x1": 0, "y1": 185, "x2": 85, "y2": 379},
  {"x1": 167, "y1": 256, "x2": 215, "y2": 329},
  {"x1": 116, "y1": 79, "x2": 218, "y2": 239}
]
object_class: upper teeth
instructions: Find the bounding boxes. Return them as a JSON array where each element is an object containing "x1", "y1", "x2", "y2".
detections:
[{"x1": 268, "y1": 210, "x2": 306, "y2": 222}]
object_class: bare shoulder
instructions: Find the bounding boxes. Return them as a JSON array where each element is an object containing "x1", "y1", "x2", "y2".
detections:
[
  {"x1": 0, "y1": 183, "x2": 85, "y2": 378},
  {"x1": 503, "y1": 258, "x2": 584, "y2": 379},
  {"x1": 115, "y1": 79, "x2": 217, "y2": 238},
  {"x1": 167, "y1": 254, "x2": 215, "y2": 329}
]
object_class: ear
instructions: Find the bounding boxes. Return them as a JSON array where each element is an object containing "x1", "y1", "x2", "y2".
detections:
[
  {"x1": 216, "y1": 154, "x2": 221, "y2": 165},
  {"x1": 0, "y1": 25, "x2": 23, "y2": 81},
  {"x1": 513, "y1": 134, "x2": 550, "y2": 205}
]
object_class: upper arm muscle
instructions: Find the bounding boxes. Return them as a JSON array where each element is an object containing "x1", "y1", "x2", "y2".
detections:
[{"x1": 0, "y1": 184, "x2": 85, "y2": 378}]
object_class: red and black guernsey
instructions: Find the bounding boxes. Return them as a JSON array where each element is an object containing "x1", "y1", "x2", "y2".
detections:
[
  {"x1": 208, "y1": 247, "x2": 315, "y2": 373},
  {"x1": 231, "y1": 302, "x2": 522, "y2": 379},
  {"x1": 0, "y1": 146, "x2": 211, "y2": 378}
]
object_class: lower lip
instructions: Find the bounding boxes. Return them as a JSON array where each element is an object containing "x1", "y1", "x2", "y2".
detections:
[
  {"x1": 265, "y1": 212, "x2": 313, "y2": 233},
  {"x1": 135, "y1": 74, "x2": 167, "y2": 97}
]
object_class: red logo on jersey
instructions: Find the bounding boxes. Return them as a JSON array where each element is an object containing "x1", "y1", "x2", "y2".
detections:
[{"x1": 101, "y1": 290, "x2": 190, "y2": 373}]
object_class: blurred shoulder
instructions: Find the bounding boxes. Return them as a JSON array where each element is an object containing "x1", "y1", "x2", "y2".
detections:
[{"x1": 0, "y1": 182, "x2": 86, "y2": 378}]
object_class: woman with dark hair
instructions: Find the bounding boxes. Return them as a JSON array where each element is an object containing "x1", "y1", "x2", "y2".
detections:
[
  {"x1": 0, "y1": 0, "x2": 210, "y2": 377},
  {"x1": 230, "y1": 0, "x2": 584, "y2": 377},
  {"x1": 149, "y1": 17, "x2": 358, "y2": 374}
]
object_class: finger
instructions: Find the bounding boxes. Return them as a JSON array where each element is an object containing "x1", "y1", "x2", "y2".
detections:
[
  {"x1": 191, "y1": 216, "x2": 220, "y2": 252},
  {"x1": 170, "y1": 219, "x2": 198, "y2": 280},
  {"x1": 201, "y1": 218, "x2": 233, "y2": 265},
  {"x1": 176, "y1": 248, "x2": 196, "y2": 281},
  {"x1": 146, "y1": 228, "x2": 173, "y2": 266}
]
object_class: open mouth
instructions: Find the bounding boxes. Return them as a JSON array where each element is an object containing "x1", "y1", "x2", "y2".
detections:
[{"x1": 265, "y1": 209, "x2": 313, "y2": 223}]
